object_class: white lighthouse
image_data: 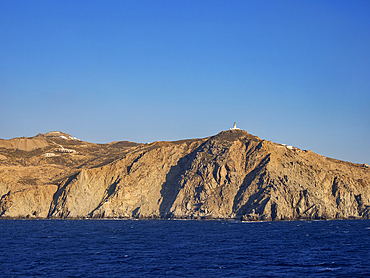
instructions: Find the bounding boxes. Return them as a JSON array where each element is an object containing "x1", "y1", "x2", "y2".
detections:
[{"x1": 230, "y1": 122, "x2": 240, "y2": 130}]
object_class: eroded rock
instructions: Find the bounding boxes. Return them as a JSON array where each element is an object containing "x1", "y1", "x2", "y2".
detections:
[{"x1": 0, "y1": 130, "x2": 369, "y2": 220}]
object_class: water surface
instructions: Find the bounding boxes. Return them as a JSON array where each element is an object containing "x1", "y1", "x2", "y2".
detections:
[{"x1": 0, "y1": 219, "x2": 369, "y2": 277}]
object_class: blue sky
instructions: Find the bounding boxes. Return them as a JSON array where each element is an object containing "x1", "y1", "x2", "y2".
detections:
[{"x1": 1, "y1": 0, "x2": 369, "y2": 164}]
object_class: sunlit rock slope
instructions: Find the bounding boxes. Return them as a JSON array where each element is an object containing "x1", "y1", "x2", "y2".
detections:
[{"x1": 1, "y1": 130, "x2": 369, "y2": 220}]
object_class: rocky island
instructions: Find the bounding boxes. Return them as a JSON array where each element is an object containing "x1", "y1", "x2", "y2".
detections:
[{"x1": 0, "y1": 128, "x2": 369, "y2": 221}]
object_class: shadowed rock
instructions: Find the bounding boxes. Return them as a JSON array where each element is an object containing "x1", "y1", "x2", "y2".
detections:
[{"x1": 0, "y1": 130, "x2": 369, "y2": 220}]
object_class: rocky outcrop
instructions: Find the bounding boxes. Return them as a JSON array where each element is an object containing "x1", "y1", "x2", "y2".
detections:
[
  {"x1": 0, "y1": 130, "x2": 369, "y2": 220},
  {"x1": 0, "y1": 184, "x2": 57, "y2": 218}
]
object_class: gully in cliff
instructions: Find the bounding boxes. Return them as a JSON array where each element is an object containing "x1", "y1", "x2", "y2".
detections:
[{"x1": 0, "y1": 127, "x2": 369, "y2": 220}]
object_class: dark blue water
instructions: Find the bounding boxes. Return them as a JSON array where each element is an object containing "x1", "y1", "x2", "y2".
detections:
[{"x1": 0, "y1": 219, "x2": 369, "y2": 277}]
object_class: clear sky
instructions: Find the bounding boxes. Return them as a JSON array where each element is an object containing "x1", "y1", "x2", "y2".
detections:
[{"x1": 1, "y1": 0, "x2": 369, "y2": 164}]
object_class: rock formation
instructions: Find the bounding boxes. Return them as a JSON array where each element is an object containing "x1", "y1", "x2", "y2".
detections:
[{"x1": 0, "y1": 130, "x2": 369, "y2": 220}]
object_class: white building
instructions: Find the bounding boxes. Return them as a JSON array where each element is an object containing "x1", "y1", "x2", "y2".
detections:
[
  {"x1": 56, "y1": 148, "x2": 76, "y2": 153},
  {"x1": 43, "y1": 153, "x2": 58, "y2": 157},
  {"x1": 230, "y1": 122, "x2": 240, "y2": 130}
]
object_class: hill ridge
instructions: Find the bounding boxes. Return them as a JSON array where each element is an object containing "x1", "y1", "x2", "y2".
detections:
[{"x1": 0, "y1": 129, "x2": 369, "y2": 220}]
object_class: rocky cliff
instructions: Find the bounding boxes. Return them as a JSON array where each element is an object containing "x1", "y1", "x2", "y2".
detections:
[{"x1": 0, "y1": 130, "x2": 369, "y2": 220}]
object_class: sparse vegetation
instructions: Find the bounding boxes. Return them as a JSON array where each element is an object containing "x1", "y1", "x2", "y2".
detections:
[{"x1": 1, "y1": 131, "x2": 369, "y2": 221}]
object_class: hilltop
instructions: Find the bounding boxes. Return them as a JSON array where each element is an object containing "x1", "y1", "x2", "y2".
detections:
[{"x1": 0, "y1": 129, "x2": 369, "y2": 220}]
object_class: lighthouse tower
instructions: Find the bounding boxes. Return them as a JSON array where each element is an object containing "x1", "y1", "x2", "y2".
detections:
[{"x1": 230, "y1": 122, "x2": 240, "y2": 130}]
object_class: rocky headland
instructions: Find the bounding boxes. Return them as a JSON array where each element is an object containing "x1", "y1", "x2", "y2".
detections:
[{"x1": 0, "y1": 130, "x2": 369, "y2": 221}]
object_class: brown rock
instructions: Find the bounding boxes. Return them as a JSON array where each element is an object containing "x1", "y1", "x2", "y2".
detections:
[{"x1": 0, "y1": 130, "x2": 369, "y2": 220}]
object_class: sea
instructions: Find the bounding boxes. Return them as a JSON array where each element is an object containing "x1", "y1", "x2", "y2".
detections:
[{"x1": 0, "y1": 219, "x2": 369, "y2": 277}]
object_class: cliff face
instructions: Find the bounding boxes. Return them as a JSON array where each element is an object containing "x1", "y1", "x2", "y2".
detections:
[{"x1": 0, "y1": 130, "x2": 369, "y2": 220}]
